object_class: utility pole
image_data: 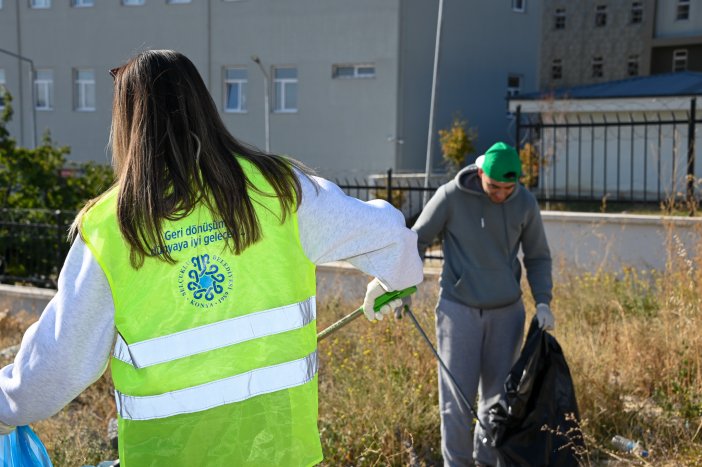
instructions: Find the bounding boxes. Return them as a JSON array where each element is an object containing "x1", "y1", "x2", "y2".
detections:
[
  {"x1": 422, "y1": 0, "x2": 445, "y2": 206},
  {"x1": 0, "y1": 47, "x2": 37, "y2": 148},
  {"x1": 251, "y1": 55, "x2": 271, "y2": 153}
]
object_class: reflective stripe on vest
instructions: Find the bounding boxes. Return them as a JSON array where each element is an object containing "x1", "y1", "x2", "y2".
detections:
[
  {"x1": 113, "y1": 297, "x2": 316, "y2": 369},
  {"x1": 116, "y1": 351, "x2": 318, "y2": 421}
]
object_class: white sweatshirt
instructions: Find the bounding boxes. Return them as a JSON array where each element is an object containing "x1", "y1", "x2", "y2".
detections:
[{"x1": 0, "y1": 174, "x2": 423, "y2": 427}]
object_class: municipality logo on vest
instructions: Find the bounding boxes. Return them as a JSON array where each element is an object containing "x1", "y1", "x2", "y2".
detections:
[{"x1": 178, "y1": 254, "x2": 234, "y2": 308}]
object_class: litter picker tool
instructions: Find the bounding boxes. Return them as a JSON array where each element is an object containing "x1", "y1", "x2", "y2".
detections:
[
  {"x1": 316, "y1": 286, "x2": 416, "y2": 341},
  {"x1": 401, "y1": 305, "x2": 493, "y2": 446}
]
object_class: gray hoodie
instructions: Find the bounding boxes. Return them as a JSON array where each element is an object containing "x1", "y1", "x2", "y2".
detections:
[{"x1": 413, "y1": 165, "x2": 552, "y2": 309}]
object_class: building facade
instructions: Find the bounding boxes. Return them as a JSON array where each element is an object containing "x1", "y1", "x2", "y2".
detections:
[
  {"x1": 540, "y1": 0, "x2": 702, "y2": 90},
  {"x1": 0, "y1": 0, "x2": 541, "y2": 178},
  {"x1": 540, "y1": 0, "x2": 656, "y2": 89}
]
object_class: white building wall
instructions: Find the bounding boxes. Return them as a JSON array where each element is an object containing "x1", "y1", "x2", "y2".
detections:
[{"x1": 655, "y1": 0, "x2": 702, "y2": 38}]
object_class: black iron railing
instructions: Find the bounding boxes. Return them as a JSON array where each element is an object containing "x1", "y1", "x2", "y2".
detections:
[
  {"x1": 0, "y1": 209, "x2": 74, "y2": 288},
  {"x1": 513, "y1": 98, "x2": 702, "y2": 209}
]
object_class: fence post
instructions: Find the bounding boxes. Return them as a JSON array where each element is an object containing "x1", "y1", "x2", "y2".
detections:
[
  {"x1": 688, "y1": 98, "x2": 697, "y2": 215},
  {"x1": 55, "y1": 210, "x2": 63, "y2": 280},
  {"x1": 515, "y1": 105, "x2": 521, "y2": 148},
  {"x1": 386, "y1": 168, "x2": 393, "y2": 205}
]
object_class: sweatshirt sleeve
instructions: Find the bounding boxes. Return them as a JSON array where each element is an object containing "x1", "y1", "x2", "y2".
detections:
[
  {"x1": 0, "y1": 237, "x2": 115, "y2": 427},
  {"x1": 521, "y1": 201, "x2": 553, "y2": 306},
  {"x1": 297, "y1": 173, "x2": 423, "y2": 291},
  {"x1": 411, "y1": 184, "x2": 449, "y2": 259}
]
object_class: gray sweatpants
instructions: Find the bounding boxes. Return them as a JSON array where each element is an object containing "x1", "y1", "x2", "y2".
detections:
[{"x1": 435, "y1": 297, "x2": 525, "y2": 467}]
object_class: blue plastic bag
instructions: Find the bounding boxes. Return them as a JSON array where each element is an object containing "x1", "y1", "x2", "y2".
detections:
[{"x1": 0, "y1": 425, "x2": 53, "y2": 467}]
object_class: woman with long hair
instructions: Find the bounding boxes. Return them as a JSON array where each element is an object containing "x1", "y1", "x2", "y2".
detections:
[{"x1": 0, "y1": 50, "x2": 422, "y2": 466}]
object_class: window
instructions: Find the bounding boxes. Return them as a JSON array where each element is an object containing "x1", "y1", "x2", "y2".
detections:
[
  {"x1": 167, "y1": 0, "x2": 191, "y2": 3},
  {"x1": 554, "y1": 8, "x2": 566, "y2": 30},
  {"x1": 273, "y1": 67, "x2": 298, "y2": 113},
  {"x1": 630, "y1": 2, "x2": 643, "y2": 24},
  {"x1": 506, "y1": 74, "x2": 521, "y2": 97},
  {"x1": 74, "y1": 69, "x2": 95, "y2": 111},
  {"x1": 30, "y1": 0, "x2": 50, "y2": 8},
  {"x1": 551, "y1": 59, "x2": 563, "y2": 80},
  {"x1": 35, "y1": 69, "x2": 53, "y2": 111},
  {"x1": 224, "y1": 67, "x2": 247, "y2": 113},
  {"x1": 0, "y1": 69, "x2": 6, "y2": 109},
  {"x1": 592, "y1": 56, "x2": 604, "y2": 78},
  {"x1": 627, "y1": 55, "x2": 639, "y2": 76},
  {"x1": 332, "y1": 63, "x2": 376, "y2": 79},
  {"x1": 677, "y1": 0, "x2": 690, "y2": 21},
  {"x1": 72, "y1": 0, "x2": 94, "y2": 6},
  {"x1": 595, "y1": 5, "x2": 607, "y2": 27},
  {"x1": 512, "y1": 0, "x2": 525, "y2": 13},
  {"x1": 122, "y1": 0, "x2": 144, "y2": 5},
  {"x1": 673, "y1": 49, "x2": 688, "y2": 71}
]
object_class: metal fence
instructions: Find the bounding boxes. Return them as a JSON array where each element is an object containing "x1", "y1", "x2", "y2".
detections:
[
  {"x1": 0, "y1": 209, "x2": 74, "y2": 288},
  {"x1": 514, "y1": 99, "x2": 702, "y2": 207}
]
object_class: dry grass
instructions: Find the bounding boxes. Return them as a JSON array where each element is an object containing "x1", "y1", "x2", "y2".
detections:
[{"x1": 2, "y1": 235, "x2": 702, "y2": 465}]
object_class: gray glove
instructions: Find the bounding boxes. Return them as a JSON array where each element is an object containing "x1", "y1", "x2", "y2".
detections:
[{"x1": 536, "y1": 303, "x2": 555, "y2": 331}]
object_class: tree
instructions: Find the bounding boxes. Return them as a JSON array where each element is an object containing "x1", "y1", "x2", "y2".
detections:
[
  {"x1": 519, "y1": 143, "x2": 547, "y2": 189},
  {"x1": 0, "y1": 90, "x2": 114, "y2": 211},
  {"x1": 0, "y1": 89, "x2": 114, "y2": 285},
  {"x1": 438, "y1": 115, "x2": 478, "y2": 175}
]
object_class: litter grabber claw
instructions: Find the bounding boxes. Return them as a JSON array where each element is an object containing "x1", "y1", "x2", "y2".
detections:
[{"x1": 317, "y1": 286, "x2": 416, "y2": 341}]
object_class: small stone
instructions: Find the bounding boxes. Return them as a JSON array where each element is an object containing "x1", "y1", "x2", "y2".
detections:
[{"x1": 0, "y1": 344, "x2": 19, "y2": 360}]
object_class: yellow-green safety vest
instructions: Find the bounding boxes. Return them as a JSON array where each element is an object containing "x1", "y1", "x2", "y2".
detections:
[{"x1": 80, "y1": 161, "x2": 320, "y2": 466}]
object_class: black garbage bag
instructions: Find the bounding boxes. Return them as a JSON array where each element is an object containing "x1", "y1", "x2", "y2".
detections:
[{"x1": 487, "y1": 317, "x2": 585, "y2": 466}]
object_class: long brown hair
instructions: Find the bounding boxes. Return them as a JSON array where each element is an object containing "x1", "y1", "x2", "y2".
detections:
[{"x1": 74, "y1": 50, "x2": 308, "y2": 268}]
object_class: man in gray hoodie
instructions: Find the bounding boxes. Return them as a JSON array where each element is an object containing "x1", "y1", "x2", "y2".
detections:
[{"x1": 412, "y1": 142, "x2": 554, "y2": 467}]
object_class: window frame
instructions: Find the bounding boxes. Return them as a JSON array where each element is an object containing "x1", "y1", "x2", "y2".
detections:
[
  {"x1": 30, "y1": 0, "x2": 51, "y2": 9},
  {"x1": 74, "y1": 69, "x2": 96, "y2": 112},
  {"x1": 506, "y1": 74, "x2": 522, "y2": 98},
  {"x1": 592, "y1": 56, "x2": 604, "y2": 78},
  {"x1": 35, "y1": 69, "x2": 54, "y2": 111},
  {"x1": 332, "y1": 63, "x2": 376, "y2": 79},
  {"x1": 72, "y1": 0, "x2": 94, "y2": 7},
  {"x1": 627, "y1": 55, "x2": 640, "y2": 77},
  {"x1": 595, "y1": 4, "x2": 607, "y2": 27},
  {"x1": 676, "y1": 0, "x2": 690, "y2": 21},
  {"x1": 223, "y1": 67, "x2": 248, "y2": 113},
  {"x1": 273, "y1": 66, "x2": 298, "y2": 114},
  {"x1": 551, "y1": 59, "x2": 563, "y2": 80},
  {"x1": 673, "y1": 49, "x2": 688, "y2": 72},
  {"x1": 630, "y1": 1, "x2": 643, "y2": 24},
  {"x1": 554, "y1": 8, "x2": 566, "y2": 30}
]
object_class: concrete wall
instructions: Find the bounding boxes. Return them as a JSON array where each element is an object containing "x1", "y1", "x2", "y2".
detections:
[{"x1": 542, "y1": 211, "x2": 702, "y2": 272}]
